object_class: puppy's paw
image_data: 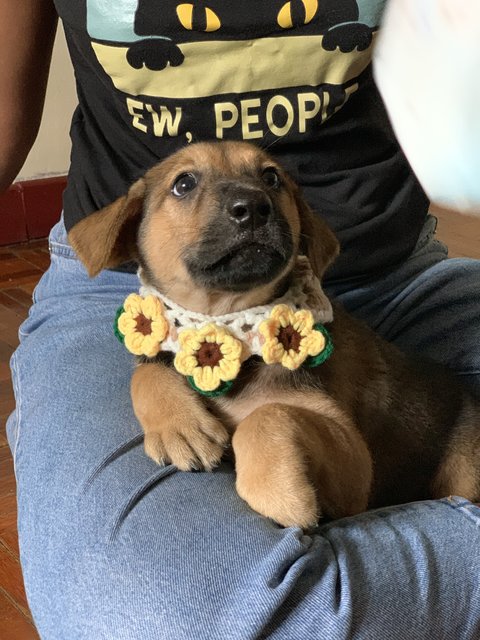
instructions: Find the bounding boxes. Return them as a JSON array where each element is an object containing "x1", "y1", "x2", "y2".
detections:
[
  {"x1": 143, "y1": 408, "x2": 229, "y2": 472},
  {"x1": 235, "y1": 458, "x2": 319, "y2": 529},
  {"x1": 132, "y1": 363, "x2": 229, "y2": 471}
]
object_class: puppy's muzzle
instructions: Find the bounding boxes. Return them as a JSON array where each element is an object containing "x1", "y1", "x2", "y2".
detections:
[
  {"x1": 185, "y1": 181, "x2": 292, "y2": 291},
  {"x1": 227, "y1": 187, "x2": 273, "y2": 231}
]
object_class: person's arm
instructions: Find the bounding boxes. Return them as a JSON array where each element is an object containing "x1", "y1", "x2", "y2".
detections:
[{"x1": 0, "y1": 0, "x2": 58, "y2": 193}]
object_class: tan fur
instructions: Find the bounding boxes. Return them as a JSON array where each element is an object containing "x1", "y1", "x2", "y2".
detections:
[
  {"x1": 69, "y1": 178, "x2": 146, "y2": 276},
  {"x1": 432, "y1": 452, "x2": 477, "y2": 499},
  {"x1": 432, "y1": 401, "x2": 480, "y2": 498},
  {"x1": 70, "y1": 141, "x2": 480, "y2": 528},
  {"x1": 131, "y1": 362, "x2": 229, "y2": 471},
  {"x1": 233, "y1": 402, "x2": 372, "y2": 527},
  {"x1": 291, "y1": 186, "x2": 340, "y2": 281}
]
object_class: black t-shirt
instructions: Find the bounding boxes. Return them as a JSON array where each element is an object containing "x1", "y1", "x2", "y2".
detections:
[{"x1": 54, "y1": 0, "x2": 428, "y2": 282}]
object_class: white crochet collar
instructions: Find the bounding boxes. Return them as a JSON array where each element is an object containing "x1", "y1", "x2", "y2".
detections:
[{"x1": 137, "y1": 256, "x2": 333, "y2": 356}]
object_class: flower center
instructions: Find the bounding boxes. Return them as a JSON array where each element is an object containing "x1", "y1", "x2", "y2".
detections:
[
  {"x1": 196, "y1": 341, "x2": 223, "y2": 367},
  {"x1": 278, "y1": 325, "x2": 302, "y2": 352},
  {"x1": 135, "y1": 314, "x2": 153, "y2": 336}
]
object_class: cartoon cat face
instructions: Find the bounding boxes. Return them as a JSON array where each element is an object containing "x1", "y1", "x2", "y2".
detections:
[
  {"x1": 132, "y1": 0, "x2": 364, "y2": 39},
  {"x1": 123, "y1": 0, "x2": 376, "y2": 72}
]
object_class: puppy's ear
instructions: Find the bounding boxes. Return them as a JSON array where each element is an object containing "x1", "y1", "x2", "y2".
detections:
[
  {"x1": 68, "y1": 178, "x2": 146, "y2": 277},
  {"x1": 295, "y1": 190, "x2": 339, "y2": 280}
]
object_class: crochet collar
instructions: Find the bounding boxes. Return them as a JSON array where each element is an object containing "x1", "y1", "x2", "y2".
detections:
[{"x1": 115, "y1": 256, "x2": 334, "y2": 396}]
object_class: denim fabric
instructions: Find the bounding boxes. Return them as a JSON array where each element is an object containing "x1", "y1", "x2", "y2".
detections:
[
  {"x1": 327, "y1": 215, "x2": 480, "y2": 396},
  {"x1": 7, "y1": 217, "x2": 480, "y2": 639}
]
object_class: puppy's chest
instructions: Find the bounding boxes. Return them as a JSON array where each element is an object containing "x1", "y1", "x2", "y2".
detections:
[{"x1": 209, "y1": 359, "x2": 322, "y2": 432}]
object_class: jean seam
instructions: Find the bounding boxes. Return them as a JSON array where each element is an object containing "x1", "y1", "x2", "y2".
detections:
[
  {"x1": 49, "y1": 241, "x2": 77, "y2": 260},
  {"x1": 9, "y1": 352, "x2": 22, "y2": 474},
  {"x1": 441, "y1": 496, "x2": 480, "y2": 525}
]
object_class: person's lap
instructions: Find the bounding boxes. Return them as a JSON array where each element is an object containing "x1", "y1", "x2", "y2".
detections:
[
  {"x1": 328, "y1": 215, "x2": 480, "y2": 395},
  {"x1": 7, "y1": 217, "x2": 480, "y2": 639}
]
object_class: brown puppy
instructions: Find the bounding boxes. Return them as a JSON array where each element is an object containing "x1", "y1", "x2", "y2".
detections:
[{"x1": 70, "y1": 141, "x2": 480, "y2": 528}]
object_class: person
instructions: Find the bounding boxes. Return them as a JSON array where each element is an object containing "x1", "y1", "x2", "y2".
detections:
[{"x1": 2, "y1": 1, "x2": 479, "y2": 638}]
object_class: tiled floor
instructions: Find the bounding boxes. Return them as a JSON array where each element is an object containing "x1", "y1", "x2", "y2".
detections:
[{"x1": 0, "y1": 210, "x2": 478, "y2": 639}]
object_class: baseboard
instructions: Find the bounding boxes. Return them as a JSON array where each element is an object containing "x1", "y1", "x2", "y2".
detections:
[{"x1": 0, "y1": 176, "x2": 67, "y2": 246}]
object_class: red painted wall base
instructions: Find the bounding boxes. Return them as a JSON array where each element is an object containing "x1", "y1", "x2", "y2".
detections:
[{"x1": 0, "y1": 176, "x2": 67, "y2": 246}]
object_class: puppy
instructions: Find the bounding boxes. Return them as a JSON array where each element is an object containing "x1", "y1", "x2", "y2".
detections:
[{"x1": 70, "y1": 141, "x2": 480, "y2": 528}]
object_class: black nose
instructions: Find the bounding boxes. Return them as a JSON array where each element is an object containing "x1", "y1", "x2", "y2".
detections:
[{"x1": 228, "y1": 191, "x2": 273, "y2": 229}]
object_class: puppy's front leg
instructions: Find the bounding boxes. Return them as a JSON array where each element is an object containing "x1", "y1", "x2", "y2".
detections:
[
  {"x1": 131, "y1": 363, "x2": 229, "y2": 471},
  {"x1": 232, "y1": 403, "x2": 372, "y2": 528}
]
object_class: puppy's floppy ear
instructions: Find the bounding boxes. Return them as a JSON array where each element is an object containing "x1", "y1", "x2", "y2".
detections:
[
  {"x1": 295, "y1": 190, "x2": 339, "y2": 280},
  {"x1": 68, "y1": 178, "x2": 146, "y2": 277}
]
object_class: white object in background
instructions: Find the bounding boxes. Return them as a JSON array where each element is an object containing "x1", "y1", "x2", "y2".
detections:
[{"x1": 374, "y1": 0, "x2": 480, "y2": 214}]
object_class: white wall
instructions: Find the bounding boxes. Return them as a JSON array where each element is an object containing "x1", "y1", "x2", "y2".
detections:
[{"x1": 17, "y1": 25, "x2": 77, "y2": 181}]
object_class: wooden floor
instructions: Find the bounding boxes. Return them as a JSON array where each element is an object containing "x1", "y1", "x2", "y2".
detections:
[
  {"x1": 0, "y1": 240, "x2": 50, "y2": 640},
  {"x1": 0, "y1": 210, "x2": 478, "y2": 639}
]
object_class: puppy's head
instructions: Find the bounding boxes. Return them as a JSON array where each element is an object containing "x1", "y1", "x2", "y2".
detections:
[{"x1": 69, "y1": 142, "x2": 338, "y2": 309}]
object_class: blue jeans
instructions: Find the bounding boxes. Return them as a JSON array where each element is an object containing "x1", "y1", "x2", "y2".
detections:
[{"x1": 7, "y1": 216, "x2": 480, "y2": 639}]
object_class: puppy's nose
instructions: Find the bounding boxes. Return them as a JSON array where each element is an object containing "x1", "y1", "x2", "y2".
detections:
[{"x1": 228, "y1": 191, "x2": 273, "y2": 229}]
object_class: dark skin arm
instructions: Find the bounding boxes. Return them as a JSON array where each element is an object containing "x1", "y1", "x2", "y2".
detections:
[{"x1": 0, "y1": 0, "x2": 58, "y2": 193}]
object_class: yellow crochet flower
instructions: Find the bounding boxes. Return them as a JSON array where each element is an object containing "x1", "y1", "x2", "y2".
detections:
[
  {"x1": 117, "y1": 294, "x2": 169, "y2": 357},
  {"x1": 259, "y1": 304, "x2": 326, "y2": 370},
  {"x1": 174, "y1": 324, "x2": 243, "y2": 392}
]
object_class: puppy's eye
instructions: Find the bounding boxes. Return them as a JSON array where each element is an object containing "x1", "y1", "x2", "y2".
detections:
[
  {"x1": 261, "y1": 168, "x2": 281, "y2": 189},
  {"x1": 172, "y1": 173, "x2": 198, "y2": 197}
]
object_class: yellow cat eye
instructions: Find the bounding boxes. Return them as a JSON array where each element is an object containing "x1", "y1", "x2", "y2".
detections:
[
  {"x1": 176, "y1": 3, "x2": 221, "y2": 32},
  {"x1": 277, "y1": 0, "x2": 318, "y2": 29}
]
